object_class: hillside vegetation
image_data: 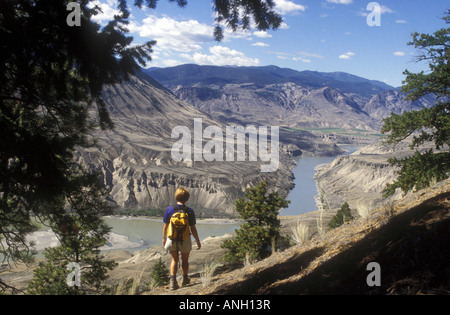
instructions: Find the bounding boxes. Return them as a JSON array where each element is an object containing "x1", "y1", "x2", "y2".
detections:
[{"x1": 149, "y1": 179, "x2": 449, "y2": 295}]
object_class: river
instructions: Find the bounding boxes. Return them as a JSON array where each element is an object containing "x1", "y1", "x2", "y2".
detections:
[
  {"x1": 279, "y1": 145, "x2": 360, "y2": 216},
  {"x1": 99, "y1": 144, "x2": 360, "y2": 251},
  {"x1": 29, "y1": 145, "x2": 359, "y2": 253},
  {"x1": 101, "y1": 217, "x2": 239, "y2": 252}
]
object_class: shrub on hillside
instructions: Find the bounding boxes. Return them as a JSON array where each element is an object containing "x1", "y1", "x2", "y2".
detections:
[
  {"x1": 328, "y1": 202, "x2": 354, "y2": 229},
  {"x1": 149, "y1": 258, "x2": 169, "y2": 288}
]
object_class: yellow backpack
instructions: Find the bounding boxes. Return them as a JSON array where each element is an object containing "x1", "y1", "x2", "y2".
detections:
[{"x1": 167, "y1": 205, "x2": 190, "y2": 243}]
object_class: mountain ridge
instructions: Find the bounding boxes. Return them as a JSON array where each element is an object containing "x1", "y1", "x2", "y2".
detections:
[
  {"x1": 76, "y1": 65, "x2": 436, "y2": 215},
  {"x1": 76, "y1": 70, "x2": 343, "y2": 215},
  {"x1": 146, "y1": 64, "x2": 395, "y2": 96},
  {"x1": 145, "y1": 64, "x2": 434, "y2": 132}
]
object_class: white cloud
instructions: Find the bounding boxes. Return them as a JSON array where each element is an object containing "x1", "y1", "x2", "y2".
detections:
[
  {"x1": 253, "y1": 30, "x2": 273, "y2": 38},
  {"x1": 279, "y1": 22, "x2": 290, "y2": 29},
  {"x1": 128, "y1": 13, "x2": 220, "y2": 67},
  {"x1": 339, "y1": 52, "x2": 355, "y2": 60},
  {"x1": 277, "y1": 55, "x2": 310, "y2": 63},
  {"x1": 327, "y1": 0, "x2": 353, "y2": 5},
  {"x1": 129, "y1": 15, "x2": 214, "y2": 53},
  {"x1": 393, "y1": 51, "x2": 406, "y2": 57},
  {"x1": 273, "y1": 51, "x2": 322, "y2": 63},
  {"x1": 293, "y1": 57, "x2": 311, "y2": 63},
  {"x1": 252, "y1": 42, "x2": 270, "y2": 47},
  {"x1": 89, "y1": 0, "x2": 120, "y2": 23},
  {"x1": 182, "y1": 46, "x2": 259, "y2": 67},
  {"x1": 277, "y1": 55, "x2": 290, "y2": 60},
  {"x1": 278, "y1": 55, "x2": 311, "y2": 63},
  {"x1": 221, "y1": 28, "x2": 253, "y2": 42},
  {"x1": 358, "y1": 5, "x2": 394, "y2": 17},
  {"x1": 128, "y1": 12, "x2": 266, "y2": 68},
  {"x1": 156, "y1": 58, "x2": 186, "y2": 67},
  {"x1": 379, "y1": 5, "x2": 394, "y2": 14},
  {"x1": 297, "y1": 51, "x2": 325, "y2": 59},
  {"x1": 396, "y1": 19, "x2": 407, "y2": 24},
  {"x1": 274, "y1": 0, "x2": 306, "y2": 15}
]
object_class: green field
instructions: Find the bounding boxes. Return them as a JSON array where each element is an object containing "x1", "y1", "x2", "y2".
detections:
[{"x1": 283, "y1": 126, "x2": 382, "y2": 138}]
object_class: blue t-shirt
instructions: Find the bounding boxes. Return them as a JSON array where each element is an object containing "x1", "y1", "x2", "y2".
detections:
[{"x1": 163, "y1": 204, "x2": 197, "y2": 226}]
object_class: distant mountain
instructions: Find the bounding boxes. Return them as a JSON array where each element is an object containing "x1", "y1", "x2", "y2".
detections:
[
  {"x1": 362, "y1": 89, "x2": 437, "y2": 121},
  {"x1": 74, "y1": 65, "x2": 436, "y2": 215},
  {"x1": 76, "y1": 71, "x2": 340, "y2": 215},
  {"x1": 144, "y1": 64, "x2": 435, "y2": 132},
  {"x1": 146, "y1": 64, "x2": 394, "y2": 97}
]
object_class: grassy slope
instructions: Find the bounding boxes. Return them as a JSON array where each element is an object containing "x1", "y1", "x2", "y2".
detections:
[{"x1": 193, "y1": 179, "x2": 450, "y2": 295}]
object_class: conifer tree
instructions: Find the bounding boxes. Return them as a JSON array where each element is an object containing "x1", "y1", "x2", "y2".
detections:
[
  {"x1": 222, "y1": 181, "x2": 289, "y2": 263},
  {"x1": 381, "y1": 11, "x2": 450, "y2": 196},
  {"x1": 328, "y1": 202, "x2": 354, "y2": 230},
  {"x1": 27, "y1": 175, "x2": 117, "y2": 295},
  {"x1": 149, "y1": 258, "x2": 170, "y2": 288},
  {"x1": 0, "y1": 0, "x2": 283, "y2": 292}
]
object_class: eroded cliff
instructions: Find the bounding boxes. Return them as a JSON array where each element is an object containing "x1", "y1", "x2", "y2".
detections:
[
  {"x1": 314, "y1": 140, "x2": 439, "y2": 212},
  {"x1": 76, "y1": 71, "x2": 338, "y2": 216}
]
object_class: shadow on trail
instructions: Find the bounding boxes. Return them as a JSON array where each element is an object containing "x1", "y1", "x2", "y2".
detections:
[
  {"x1": 260, "y1": 191, "x2": 450, "y2": 295},
  {"x1": 213, "y1": 247, "x2": 326, "y2": 295}
]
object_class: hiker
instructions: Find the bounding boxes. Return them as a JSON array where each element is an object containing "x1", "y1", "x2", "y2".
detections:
[{"x1": 162, "y1": 187, "x2": 201, "y2": 290}]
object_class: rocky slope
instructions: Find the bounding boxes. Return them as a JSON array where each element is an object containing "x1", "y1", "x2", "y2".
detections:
[
  {"x1": 192, "y1": 179, "x2": 450, "y2": 295},
  {"x1": 76, "y1": 71, "x2": 338, "y2": 215},
  {"x1": 362, "y1": 89, "x2": 437, "y2": 121},
  {"x1": 5, "y1": 180, "x2": 448, "y2": 295},
  {"x1": 314, "y1": 140, "x2": 439, "y2": 213},
  {"x1": 146, "y1": 64, "x2": 435, "y2": 132},
  {"x1": 173, "y1": 83, "x2": 377, "y2": 130},
  {"x1": 76, "y1": 65, "x2": 435, "y2": 216}
]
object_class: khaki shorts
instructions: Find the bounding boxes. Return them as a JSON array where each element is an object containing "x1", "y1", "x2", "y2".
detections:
[{"x1": 165, "y1": 237, "x2": 192, "y2": 254}]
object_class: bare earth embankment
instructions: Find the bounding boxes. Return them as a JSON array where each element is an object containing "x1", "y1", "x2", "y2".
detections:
[
  {"x1": 161, "y1": 178, "x2": 450, "y2": 295},
  {"x1": 2, "y1": 178, "x2": 448, "y2": 294},
  {"x1": 2, "y1": 139, "x2": 449, "y2": 294}
]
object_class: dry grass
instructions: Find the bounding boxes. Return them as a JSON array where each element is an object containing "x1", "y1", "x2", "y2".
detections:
[
  {"x1": 138, "y1": 179, "x2": 449, "y2": 295},
  {"x1": 290, "y1": 221, "x2": 310, "y2": 245},
  {"x1": 194, "y1": 179, "x2": 450, "y2": 295},
  {"x1": 356, "y1": 200, "x2": 373, "y2": 220},
  {"x1": 114, "y1": 269, "x2": 145, "y2": 295},
  {"x1": 200, "y1": 262, "x2": 221, "y2": 288}
]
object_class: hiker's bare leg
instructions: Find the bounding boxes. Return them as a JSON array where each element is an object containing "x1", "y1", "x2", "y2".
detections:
[
  {"x1": 170, "y1": 250, "x2": 179, "y2": 276},
  {"x1": 181, "y1": 252, "x2": 190, "y2": 276}
]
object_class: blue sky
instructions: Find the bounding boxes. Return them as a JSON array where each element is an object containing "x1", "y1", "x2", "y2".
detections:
[{"x1": 92, "y1": 0, "x2": 449, "y2": 87}]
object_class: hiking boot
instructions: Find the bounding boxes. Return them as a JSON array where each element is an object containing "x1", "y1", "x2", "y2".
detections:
[
  {"x1": 169, "y1": 277, "x2": 179, "y2": 290},
  {"x1": 181, "y1": 276, "x2": 190, "y2": 287}
]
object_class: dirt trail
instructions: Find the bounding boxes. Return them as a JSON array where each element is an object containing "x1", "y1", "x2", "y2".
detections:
[{"x1": 147, "y1": 179, "x2": 450, "y2": 295}]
